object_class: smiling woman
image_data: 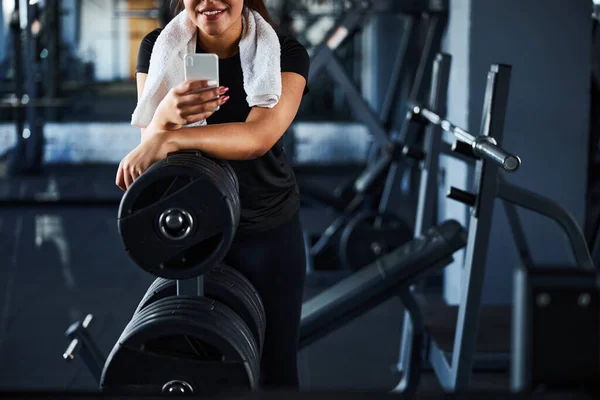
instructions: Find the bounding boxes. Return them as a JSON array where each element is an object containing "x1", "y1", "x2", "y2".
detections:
[{"x1": 124, "y1": 0, "x2": 311, "y2": 393}]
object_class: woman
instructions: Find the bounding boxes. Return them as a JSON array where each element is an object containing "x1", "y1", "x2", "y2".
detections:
[{"x1": 116, "y1": 0, "x2": 310, "y2": 390}]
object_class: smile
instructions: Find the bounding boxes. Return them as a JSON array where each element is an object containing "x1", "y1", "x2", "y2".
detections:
[{"x1": 200, "y1": 9, "x2": 225, "y2": 16}]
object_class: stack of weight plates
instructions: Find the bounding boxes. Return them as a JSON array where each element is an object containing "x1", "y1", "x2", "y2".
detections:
[{"x1": 104, "y1": 151, "x2": 265, "y2": 395}]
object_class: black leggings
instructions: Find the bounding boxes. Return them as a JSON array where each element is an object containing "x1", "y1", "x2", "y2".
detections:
[{"x1": 223, "y1": 211, "x2": 307, "y2": 390}]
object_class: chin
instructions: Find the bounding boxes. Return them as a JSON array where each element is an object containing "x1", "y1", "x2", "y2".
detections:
[{"x1": 200, "y1": 26, "x2": 228, "y2": 36}]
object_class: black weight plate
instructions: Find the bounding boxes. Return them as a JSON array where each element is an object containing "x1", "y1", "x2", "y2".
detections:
[
  {"x1": 130, "y1": 295, "x2": 258, "y2": 362},
  {"x1": 173, "y1": 154, "x2": 240, "y2": 231},
  {"x1": 190, "y1": 155, "x2": 240, "y2": 228},
  {"x1": 208, "y1": 266, "x2": 266, "y2": 353},
  {"x1": 196, "y1": 156, "x2": 240, "y2": 225},
  {"x1": 135, "y1": 278, "x2": 173, "y2": 315},
  {"x1": 158, "y1": 152, "x2": 240, "y2": 263},
  {"x1": 103, "y1": 298, "x2": 259, "y2": 392},
  {"x1": 338, "y1": 211, "x2": 413, "y2": 270},
  {"x1": 135, "y1": 266, "x2": 265, "y2": 355},
  {"x1": 122, "y1": 296, "x2": 259, "y2": 379},
  {"x1": 205, "y1": 274, "x2": 265, "y2": 355},
  {"x1": 122, "y1": 298, "x2": 226, "y2": 361},
  {"x1": 209, "y1": 265, "x2": 265, "y2": 334},
  {"x1": 119, "y1": 296, "x2": 259, "y2": 384},
  {"x1": 139, "y1": 268, "x2": 265, "y2": 344},
  {"x1": 127, "y1": 296, "x2": 259, "y2": 369},
  {"x1": 118, "y1": 153, "x2": 237, "y2": 279}
]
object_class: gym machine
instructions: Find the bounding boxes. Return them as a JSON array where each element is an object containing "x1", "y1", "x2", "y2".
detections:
[
  {"x1": 395, "y1": 59, "x2": 598, "y2": 393},
  {"x1": 509, "y1": 189, "x2": 599, "y2": 393},
  {"x1": 1, "y1": 0, "x2": 67, "y2": 176},
  {"x1": 3, "y1": 0, "x2": 43, "y2": 175},
  {"x1": 299, "y1": 53, "x2": 521, "y2": 395},
  {"x1": 298, "y1": 0, "x2": 449, "y2": 272}
]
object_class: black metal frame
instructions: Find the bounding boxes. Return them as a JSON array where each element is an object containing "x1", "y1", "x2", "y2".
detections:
[
  {"x1": 5, "y1": 0, "x2": 46, "y2": 175},
  {"x1": 398, "y1": 50, "x2": 597, "y2": 393},
  {"x1": 298, "y1": 52, "x2": 522, "y2": 394},
  {"x1": 302, "y1": 1, "x2": 448, "y2": 268},
  {"x1": 304, "y1": 0, "x2": 448, "y2": 152},
  {"x1": 502, "y1": 176, "x2": 598, "y2": 392},
  {"x1": 395, "y1": 59, "x2": 519, "y2": 391}
]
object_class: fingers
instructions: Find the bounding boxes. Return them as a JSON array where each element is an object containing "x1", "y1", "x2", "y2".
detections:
[
  {"x1": 185, "y1": 111, "x2": 215, "y2": 124},
  {"x1": 116, "y1": 165, "x2": 125, "y2": 191},
  {"x1": 117, "y1": 161, "x2": 144, "y2": 191},
  {"x1": 179, "y1": 86, "x2": 227, "y2": 107},
  {"x1": 174, "y1": 79, "x2": 219, "y2": 95},
  {"x1": 180, "y1": 95, "x2": 229, "y2": 119}
]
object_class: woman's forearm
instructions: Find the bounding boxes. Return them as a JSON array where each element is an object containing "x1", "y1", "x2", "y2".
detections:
[{"x1": 164, "y1": 122, "x2": 266, "y2": 160}]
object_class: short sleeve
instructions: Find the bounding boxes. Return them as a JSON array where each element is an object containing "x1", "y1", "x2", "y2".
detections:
[
  {"x1": 136, "y1": 28, "x2": 162, "y2": 74},
  {"x1": 279, "y1": 35, "x2": 310, "y2": 95}
]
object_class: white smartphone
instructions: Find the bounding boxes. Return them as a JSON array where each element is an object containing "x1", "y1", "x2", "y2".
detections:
[{"x1": 184, "y1": 53, "x2": 220, "y2": 110}]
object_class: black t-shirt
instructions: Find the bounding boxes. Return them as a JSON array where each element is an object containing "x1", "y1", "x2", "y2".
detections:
[{"x1": 136, "y1": 28, "x2": 310, "y2": 235}]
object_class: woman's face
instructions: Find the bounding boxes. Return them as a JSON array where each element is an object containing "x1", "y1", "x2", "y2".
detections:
[{"x1": 184, "y1": 0, "x2": 244, "y2": 36}]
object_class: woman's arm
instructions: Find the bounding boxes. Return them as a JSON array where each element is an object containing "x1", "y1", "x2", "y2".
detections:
[{"x1": 161, "y1": 72, "x2": 307, "y2": 160}]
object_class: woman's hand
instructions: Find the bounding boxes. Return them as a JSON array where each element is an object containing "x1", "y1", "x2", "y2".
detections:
[
  {"x1": 115, "y1": 131, "x2": 177, "y2": 191},
  {"x1": 151, "y1": 80, "x2": 230, "y2": 130}
]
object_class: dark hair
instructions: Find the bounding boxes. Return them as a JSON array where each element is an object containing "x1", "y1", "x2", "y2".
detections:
[{"x1": 171, "y1": 0, "x2": 276, "y2": 28}]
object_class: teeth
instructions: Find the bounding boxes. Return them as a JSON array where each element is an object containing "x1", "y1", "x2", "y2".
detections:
[{"x1": 202, "y1": 10, "x2": 223, "y2": 15}]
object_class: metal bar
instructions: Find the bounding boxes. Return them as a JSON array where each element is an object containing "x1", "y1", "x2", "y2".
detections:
[
  {"x1": 395, "y1": 286, "x2": 416, "y2": 384},
  {"x1": 510, "y1": 265, "x2": 531, "y2": 392},
  {"x1": 592, "y1": 230, "x2": 600, "y2": 267},
  {"x1": 450, "y1": 64, "x2": 513, "y2": 391},
  {"x1": 415, "y1": 107, "x2": 520, "y2": 173},
  {"x1": 427, "y1": 337, "x2": 454, "y2": 391},
  {"x1": 439, "y1": 142, "x2": 476, "y2": 165},
  {"x1": 377, "y1": 160, "x2": 400, "y2": 215},
  {"x1": 23, "y1": 0, "x2": 43, "y2": 173},
  {"x1": 307, "y1": 5, "x2": 369, "y2": 83},
  {"x1": 8, "y1": 0, "x2": 44, "y2": 175},
  {"x1": 377, "y1": 14, "x2": 451, "y2": 213},
  {"x1": 501, "y1": 201, "x2": 535, "y2": 270},
  {"x1": 64, "y1": 315, "x2": 106, "y2": 384},
  {"x1": 379, "y1": 16, "x2": 416, "y2": 126},
  {"x1": 8, "y1": 5, "x2": 26, "y2": 169},
  {"x1": 414, "y1": 53, "x2": 451, "y2": 236},
  {"x1": 404, "y1": 14, "x2": 447, "y2": 121},
  {"x1": 45, "y1": 0, "x2": 61, "y2": 121},
  {"x1": 497, "y1": 179, "x2": 595, "y2": 271},
  {"x1": 392, "y1": 288, "x2": 424, "y2": 395},
  {"x1": 309, "y1": 216, "x2": 349, "y2": 257},
  {"x1": 325, "y1": 51, "x2": 392, "y2": 148},
  {"x1": 78, "y1": 330, "x2": 105, "y2": 383},
  {"x1": 354, "y1": 150, "x2": 393, "y2": 194},
  {"x1": 177, "y1": 276, "x2": 204, "y2": 297},
  {"x1": 396, "y1": 53, "x2": 451, "y2": 381},
  {"x1": 112, "y1": 0, "x2": 119, "y2": 80}
]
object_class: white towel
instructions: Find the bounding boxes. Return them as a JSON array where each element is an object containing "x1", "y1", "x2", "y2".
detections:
[{"x1": 131, "y1": 7, "x2": 282, "y2": 129}]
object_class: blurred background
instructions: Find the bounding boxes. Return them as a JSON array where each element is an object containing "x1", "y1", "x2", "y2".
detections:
[{"x1": 0, "y1": 0, "x2": 598, "y2": 395}]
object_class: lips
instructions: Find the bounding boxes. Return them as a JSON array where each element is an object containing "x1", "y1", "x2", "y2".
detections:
[{"x1": 199, "y1": 8, "x2": 226, "y2": 15}]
